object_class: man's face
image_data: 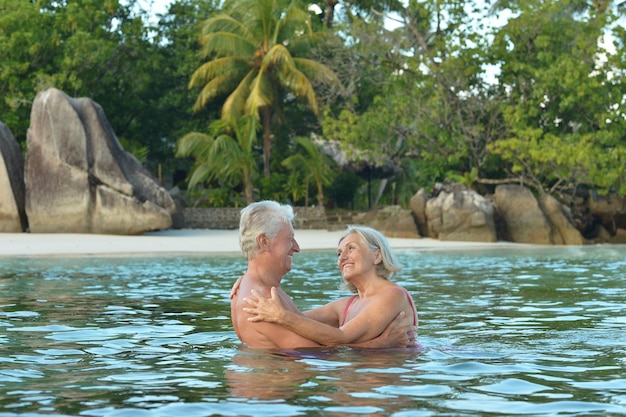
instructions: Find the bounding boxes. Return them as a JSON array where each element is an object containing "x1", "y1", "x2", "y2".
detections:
[{"x1": 267, "y1": 223, "x2": 300, "y2": 274}]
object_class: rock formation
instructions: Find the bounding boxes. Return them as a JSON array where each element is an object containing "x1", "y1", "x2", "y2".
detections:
[
  {"x1": 494, "y1": 184, "x2": 553, "y2": 244},
  {"x1": 538, "y1": 193, "x2": 584, "y2": 245},
  {"x1": 409, "y1": 188, "x2": 428, "y2": 237},
  {"x1": 359, "y1": 205, "x2": 420, "y2": 238},
  {"x1": 409, "y1": 183, "x2": 586, "y2": 245},
  {"x1": 25, "y1": 88, "x2": 175, "y2": 234},
  {"x1": 588, "y1": 192, "x2": 626, "y2": 243},
  {"x1": 0, "y1": 121, "x2": 27, "y2": 232},
  {"x1": 424, "y1": 184, "x2": 497, "y2": 242}
]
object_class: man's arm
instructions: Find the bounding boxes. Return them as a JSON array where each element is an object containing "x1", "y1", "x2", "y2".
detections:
[{"x1": 250, "y1": 320, "x2": 323, "y2": 349}]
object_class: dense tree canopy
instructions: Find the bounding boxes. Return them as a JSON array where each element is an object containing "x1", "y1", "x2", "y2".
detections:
[
  {"x1": 1, "y1": 0, "x2": 624, "y2": 209},
  {"x1": 489, "y1": 0, "x2": 626, "y2": 196}
]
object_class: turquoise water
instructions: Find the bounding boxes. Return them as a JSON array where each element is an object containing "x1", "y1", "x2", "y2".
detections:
[{"x1": 1, "y1": 245, "x2": 626, "y2": 416}]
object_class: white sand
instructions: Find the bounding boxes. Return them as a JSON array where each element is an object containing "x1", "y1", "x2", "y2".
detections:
[{"x1": 0, "y1": 229, "x2": 530, "y2": 257}]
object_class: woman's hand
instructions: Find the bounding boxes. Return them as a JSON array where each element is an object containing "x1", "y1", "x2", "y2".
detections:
[
  {"x1": 243, "y1": 287, "x2": 286, "y2": 323},
  {"x1": 229, "y1": 276, "x2": 243, "y2": 299}
]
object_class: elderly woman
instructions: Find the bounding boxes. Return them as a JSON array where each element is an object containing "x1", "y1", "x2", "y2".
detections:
[{"x1": 243, "y1": 225, "x2": 418, "y2": 347}]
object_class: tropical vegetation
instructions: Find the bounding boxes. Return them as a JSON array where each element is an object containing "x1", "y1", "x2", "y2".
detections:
[{"x1": 1, "y1": 0, "x2": 625, "y2": 211}]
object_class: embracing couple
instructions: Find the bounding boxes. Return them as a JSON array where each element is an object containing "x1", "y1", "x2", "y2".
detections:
[{"x1": 230, "y1": 200, "x2": 419, "y2": 350}]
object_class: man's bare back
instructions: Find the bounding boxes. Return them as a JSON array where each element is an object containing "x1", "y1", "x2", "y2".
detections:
[{"x1": 231, "y1": 275, "x2": 320, "y2": 349}]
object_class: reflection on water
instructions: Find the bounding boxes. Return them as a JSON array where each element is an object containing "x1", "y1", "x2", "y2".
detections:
[{"x1": 1, "y1": 246, "x2": 625, "y2": 416}]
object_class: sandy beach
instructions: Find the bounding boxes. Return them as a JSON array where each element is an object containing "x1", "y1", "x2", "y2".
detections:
[{"x1": 0, "y1": 228, "x2": 531, "y2": 257}]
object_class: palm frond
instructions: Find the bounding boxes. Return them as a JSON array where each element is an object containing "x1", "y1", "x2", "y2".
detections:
[
  {"x1": 293, "y1": 57, "x2": 341, "y2": 86},
  {"x1": 224, "y1": 0, "x2": 277, "y2": 43},
  {"x1": 199, "y1": 31, "x2": 257, "y2": 58},
  {"x1": 209, "y1": 134, "x2": 244, "y2": 177},
  {"x1": 223, "y1": 70, "x2": 257, "y2": 122},
  {"x1": 236, "y1": 115, "x2": 260, "y2": 153},
  {"x1": 201, "y1": 14, "x2": 255, "y2": 45},
  {"x1": 176, "y1": 132, "x2": 214, "y2": 159},
  {"x1": 187, "y1": 162, "x2": 212, "y2": 190},
  {"x1": 245, "y1": 70, "x2": 273, "y2": 114},
  {"x1": 264, "y1": 45, "x2": 318, "y2": 112},
  {"x1": 189, "y1": 57, "x2": 248, "y2": 88},
  {"x1": 275, "y1": 5, "x2": 312, "y2": 45},
  {"x1": 192, "y1": 72, "x2": 237, "y2": 112}
]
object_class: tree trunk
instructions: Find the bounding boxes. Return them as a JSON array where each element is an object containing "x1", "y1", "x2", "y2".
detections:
[
  {"x1": 262, "y1": 107, "x2": 272, "y2": 177},
  {"x1": 316, "y1": 180, "x2": 325, "y2": 207},
  {"x1": 324, "y1": 0, "x2": 338, "y2": 28},
  {"x1": 373, "y1": 178, "x2": 387, "y2": 207},
  {"x1": 243, "y1": 166, "x2": 254, "y2": 204}
]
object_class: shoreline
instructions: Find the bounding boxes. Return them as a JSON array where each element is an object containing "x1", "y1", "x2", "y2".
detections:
[{"x1": 0, "y1": 229, "x2": 540, "y2": 257}]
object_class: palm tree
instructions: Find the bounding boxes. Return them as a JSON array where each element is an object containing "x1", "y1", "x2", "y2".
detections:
[
  {"x1": 282, "y1": 136, "x2": 335, "y2": 206},
  {"x1": 189, "y1": 0, "x2": 340, "y2": 177},
  {"x1": 176, "y1": 116, "x2": 259, "y2": 204}
]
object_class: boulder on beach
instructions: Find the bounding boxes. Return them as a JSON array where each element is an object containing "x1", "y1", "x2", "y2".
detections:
[
  {"x1": 423, "y1": 184, "x2": 497, "y2": 243},
  {"x1": 0, "y1": 121, "x2": 27, "y2": 232},
  {"x1": 494, "y1": 184, "x2": 552, "y2": 244},
  {"x1": 25, "y1": 88, "x2": 175, "y2": 234}
]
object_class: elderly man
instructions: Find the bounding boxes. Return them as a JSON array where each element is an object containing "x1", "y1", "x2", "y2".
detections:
[{"x1": 230, "y1": 200, "x2": 416, "y2": 349}]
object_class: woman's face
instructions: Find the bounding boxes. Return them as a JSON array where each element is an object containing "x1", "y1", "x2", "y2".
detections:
[{"x1": 336, "y1": 233, "x2": 379, "y2": 280}]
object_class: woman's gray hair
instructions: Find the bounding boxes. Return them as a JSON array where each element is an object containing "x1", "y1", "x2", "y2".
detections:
[
  {"x1": 339, "y1": 224, "x2": 402, "y2": 293},
  {"x1": 239, "y1": 201, "x2": 295, "y2": 260}
]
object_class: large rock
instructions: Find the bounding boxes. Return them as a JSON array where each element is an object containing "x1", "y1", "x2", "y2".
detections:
[
  {"x1": 0, "y1": 121, "x2": 27, "y2": 232},
  {"x1": 25, "y1": 88, "x2": 175, "y2": 234},
  {"x1": 360, "y1": 205, "x2": 420, "y2": 238},
  {"x1": 588, "y1": 192, "x2": 626, "y2": 234},
  {"x1": 409, "y1": 188, "x2": 428, "y2": 237},
  {"x1": 494, "y1": 185, "x2": 552, "y2": 244},
  {"x1": 424, "y1": 185, "x2": 497, "y2": 242},
  {"x1": 538, "y1": 194, "x2": 584, "y2": 245},
  {"x1": 609, "y1": 228, "x2": 626, "y2": 244}
]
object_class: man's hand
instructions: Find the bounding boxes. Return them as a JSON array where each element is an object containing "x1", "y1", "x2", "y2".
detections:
[
  {"x1": 372, "y1": 311, "x2": 418, "y2": 348},
  {"x1": 242, "y1": 287, "x2": 286, "y2": 323}
]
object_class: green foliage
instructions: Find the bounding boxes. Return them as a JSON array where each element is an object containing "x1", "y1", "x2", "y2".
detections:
[
  {"x1": 0, "y1": 0, "x2": 140, "y2": 140},
  {"x1": 176, "y1": 115, "x2": 260, "y2": 204},
  {"x1": 258, "y1": 172, "x2": 291, "y2": 202},
  {"x1": 0, "y1": 0, "x2": 218, "y2": 180},
  {"x1": 2, "y1": 0, "x2": 624, "y2": 210},
  {"x1": 489, "y1": 0, "x2": 626, "y2": 195},
  {"x1": 327, "y1": 171, "x2": 363, "y2": 210},
  {"x1": 184, "y1": 186, "x2": 245, "y2": 208},
  {"x1": 118, "y1": 137, "x2": 149, "y2": 163},
  {"x1": 446, "y1": 167, "x2": 479, "y2": 190},
  {"x1": 282, "y1": 136, "x2": 336, "y2": 206},
  {"x1": 283, "y1": 171, "x2": 309, "y2": 205}
]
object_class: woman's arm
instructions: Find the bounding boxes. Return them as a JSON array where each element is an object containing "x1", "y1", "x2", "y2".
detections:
[
  {"x1": 304, "y1": 299, "x2": 416, "y2": 348},
  {"x1": 348, "y1": 311, "x2": 417, "y2": 348},
  {"x1": 302, "y1": 299, "x2": 346, "y2": 327},
  {"x1": 243, "y1": 287, "x2": 408, "y2": 346}
]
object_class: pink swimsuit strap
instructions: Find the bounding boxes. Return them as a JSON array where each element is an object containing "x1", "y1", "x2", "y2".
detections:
[
  {"x1": 402, "y1": 288, "x2": 418, "y2": 326},
  {"x1": 340, "y1": 289, "x2": 417, "y2": 326},
  {"x1": 341, "y1": 295, "x2": 359, "y2": 326}
]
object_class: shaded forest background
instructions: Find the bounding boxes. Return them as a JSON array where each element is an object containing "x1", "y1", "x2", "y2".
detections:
[{"x1": 2, "y1": 0, "x2": 625, "y2": 211}]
